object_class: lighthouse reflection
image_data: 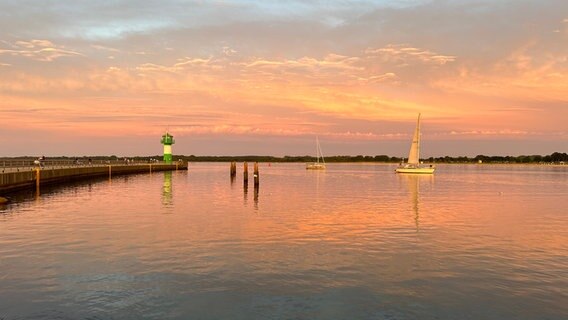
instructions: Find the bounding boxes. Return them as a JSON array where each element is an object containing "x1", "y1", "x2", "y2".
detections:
[
  {"x1": 162, "y1": 171, "x2": 173, "y2": 206},
  {"x1": 399, "y1": 174, "x2": 433, "y2": 230}
]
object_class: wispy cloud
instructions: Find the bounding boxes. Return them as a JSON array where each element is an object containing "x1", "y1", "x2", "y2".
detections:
[
  {"x1": 448, "y1": 130, "x2": 530, "y2": 136},
  {"x1": 90, "y1": 44, "x2": 120, "y2": 52},
  {"x1": 0, "y1": 39, "x2": 84, "y2": 61},
  {"x1": 365, "y1": 45, "x2": 456, "y2": 65}
]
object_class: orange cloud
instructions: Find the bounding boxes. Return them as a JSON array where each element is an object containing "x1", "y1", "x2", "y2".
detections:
[
  {"x1": 365, "y1": 45, "x2": 457, "y2": 65},
  {"x1": 0, "y1": 39, "x2": 84, "y2": 61}
]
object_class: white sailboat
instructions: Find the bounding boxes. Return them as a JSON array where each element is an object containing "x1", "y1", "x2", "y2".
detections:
[
  {"x1": 306, "y1": 137, "x2": 326, "y2": 170},
  {"x1": 395, "y1": 113, "x2": 435, "y2": 174}
]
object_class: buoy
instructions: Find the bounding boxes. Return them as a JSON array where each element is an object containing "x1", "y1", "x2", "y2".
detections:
[{"x1": 0, "y1": 196, "x2": 9, "y2": 204}]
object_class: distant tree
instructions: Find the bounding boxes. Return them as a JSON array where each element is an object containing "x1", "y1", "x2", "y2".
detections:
[
  {"x1": 374, "y1": 155, "x2": 390, "y2": 162},
  {"x1": 550, "y1": 152, "x2": 568, "y2": 162}
]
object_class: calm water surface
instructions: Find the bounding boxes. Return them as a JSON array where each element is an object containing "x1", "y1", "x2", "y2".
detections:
[{"x1": 1, "y1": 163, "x2": 567, "y2": 319}]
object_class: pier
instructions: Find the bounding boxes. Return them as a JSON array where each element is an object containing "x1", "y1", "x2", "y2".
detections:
[{"x1": 0, "y1": 160, "x2": 188, "y2": 194}]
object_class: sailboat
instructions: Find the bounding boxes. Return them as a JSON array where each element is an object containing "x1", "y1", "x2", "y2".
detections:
[
  {"x1": 395, "y1": 113, "x2": 435, "y2": 174},
  {"x1": 306, "y1": 137, "x2": 326, "y2": 170}
]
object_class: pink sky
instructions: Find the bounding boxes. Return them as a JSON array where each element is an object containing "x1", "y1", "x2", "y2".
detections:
[{"x1": 1, "y1": 1, "x2": 566, "y2": 157}]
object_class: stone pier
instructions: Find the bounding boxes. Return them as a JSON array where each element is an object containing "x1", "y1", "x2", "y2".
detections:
[{"x1": 0, "y1": 163, "x2": 188, "y2": 194}]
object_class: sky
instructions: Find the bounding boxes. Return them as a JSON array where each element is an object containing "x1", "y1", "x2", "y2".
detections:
[{"x1": 0, "y1": 0, "x2": 566, "y2": 157}]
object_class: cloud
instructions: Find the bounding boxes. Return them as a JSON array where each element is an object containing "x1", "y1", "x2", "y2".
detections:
[
  {"x1": 173, "y1": 124, "x2": 308, "y2": 137},
  {"x1": 14, "y1": 39, "x2": 55, "y2": 48},
  {"x1": 365, "y1": 45, "x2": 456, "y2": 65},
  {"x1": 0, "y1": 39, "x2": 84, "y2": 62},
  {"x1": 358, "y1": 72, "x2": 398, "y2": 83},
  {"x1": 90, "y1": 44, "x2": 120, "y2": 52},
  {"x1": 433, "y1": 40, "x2": 568, "y2": 101},
  {"x1": 326, "y1": 131, "x2": 407, "y2": 140},
  {"x1": 222, "y1": 46, "x2": 237, "y2": 56},
  {"x1": 448, "y1": 130, "x2": 529, "y2": 136},
  {"x1": 126, "y1": 44, "x2": 450, "y2": 90}
]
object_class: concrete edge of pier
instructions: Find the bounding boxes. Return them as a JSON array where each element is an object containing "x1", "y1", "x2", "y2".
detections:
[{"x1": 0, "y1": 163, "x2": 188, "y2": 194}]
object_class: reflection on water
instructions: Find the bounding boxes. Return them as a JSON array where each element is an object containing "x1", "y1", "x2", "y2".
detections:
[
  {"x1": 242, "y1": 175, "x2": 260, "y2": 209},
  {"x1": 1, "y1": 163, "x2": 567, "y2": 319},
  {"x1": 253, "y1": 184, "x2": 259, "y2": 209},
  {"x1": 399, "y1": 174, "x2": 434, "y2": 230},
  {"x1": 162, "y1": 171, "x2": 173, "y2": 206}
]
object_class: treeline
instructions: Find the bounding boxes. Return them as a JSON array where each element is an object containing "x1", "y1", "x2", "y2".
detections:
[
  {"x1": 2, "y1": 152, "x2": 566, "y2": 164},
  {"x1": 425, "y1": 152, "x2": 568, "y2": 164},
  {"x1": 172, "y1": 154, "x2": 401, "y2": 163},
  {"x1": 175, "y1": 152, "x2": 568, "y2": 164}
]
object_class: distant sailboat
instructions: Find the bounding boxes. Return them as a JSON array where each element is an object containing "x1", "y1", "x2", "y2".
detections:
[
  {"x1": 395, "y1": 114, "x2": 435, "y2": 174},
  {"x1": 306, "y1": 137, "x2": 326, "y2": 170}
]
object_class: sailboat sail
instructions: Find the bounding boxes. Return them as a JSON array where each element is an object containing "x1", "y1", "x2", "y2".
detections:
[
  {"x1": 316, "y1": 137, "x2": 325, "y2": 164},
  {"x1": 407, "y1": 114, "x2": 421, "y2": 165},
  {"x1": 307, "y1": 137, "x2": 326, "y2": 170}
]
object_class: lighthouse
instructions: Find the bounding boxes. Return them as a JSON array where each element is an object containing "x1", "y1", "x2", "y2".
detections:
[{"x1": 161, "y1": 132, "x2": 175, "y2": 163}]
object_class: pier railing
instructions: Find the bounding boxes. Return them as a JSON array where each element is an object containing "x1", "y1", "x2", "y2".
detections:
[{"x1": 0, "y1": 159, "x2": 182, "y2": 173}]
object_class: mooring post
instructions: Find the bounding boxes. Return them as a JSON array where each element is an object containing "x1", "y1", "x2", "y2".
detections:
[
  {"x1": 108, "y1": 165, "x2": 112, "y2": 179},
  {"x1": 253, "y1": 162, "x2": 259, "y2": 187}
]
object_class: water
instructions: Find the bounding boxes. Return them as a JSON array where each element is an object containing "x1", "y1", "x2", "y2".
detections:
[{"x1": 1, "y1": 163, "x2": 567, "y2": 319}]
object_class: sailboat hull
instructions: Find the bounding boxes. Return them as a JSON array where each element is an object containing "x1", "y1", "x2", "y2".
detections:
[
  {"x1": 306, "y1": 163, "x2": 326, "y2": 170},
  {"x1": 395, "y1": 167, "x2": 435, "y2": 174}
]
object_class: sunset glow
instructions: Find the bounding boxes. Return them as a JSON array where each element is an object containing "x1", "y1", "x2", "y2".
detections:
[{"x1": 1, "y1": 0, "x2": 566, "y2": 157}]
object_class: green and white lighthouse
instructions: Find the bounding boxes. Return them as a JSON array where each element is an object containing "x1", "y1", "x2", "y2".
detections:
[{"x1": 161, "y1": 132, "x2": 175, "y2": 163}]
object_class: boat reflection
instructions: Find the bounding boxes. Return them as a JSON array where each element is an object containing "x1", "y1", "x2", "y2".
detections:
[{"x1": 398, "y1": 174, "x2": 434, "y2": 230}]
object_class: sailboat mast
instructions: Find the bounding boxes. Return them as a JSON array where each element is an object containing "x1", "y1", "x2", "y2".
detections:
[
  {"x1": 316, "y1": 136, "x2": 320, "y2": 164},
  {"x1": 319, "y1": 138, "x2": 325, "y2": 164},
  {"x1": 416, "y1": 113, "x2": 421, "y2": 163}
]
